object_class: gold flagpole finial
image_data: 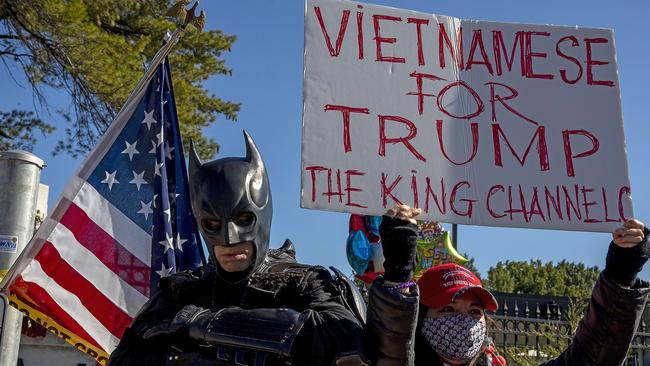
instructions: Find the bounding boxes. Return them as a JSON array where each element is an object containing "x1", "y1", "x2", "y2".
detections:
[
  {"x1": 165, "y1": 0, "x2": 191, "y2": 19},
  {"x1": 165, "y1": 0, "x2": 206, "y2": 33}
]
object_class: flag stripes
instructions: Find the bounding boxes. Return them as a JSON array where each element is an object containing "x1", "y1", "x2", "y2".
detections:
[
  {"x1": 46, "y1": 224, "x2": 148, "y2": 316},
  {"x1": 3, "y1": 56, "x2": 204, "y2": 363},
  {"x1": 73, "y1": 180, "x2": 152, "y2": 267},
  {"x1": 60, "y1": 201, "x2": 150, "y2": 297},
  {"x1": 15, "y1": 261, "x2": 120, "y2": 351}
]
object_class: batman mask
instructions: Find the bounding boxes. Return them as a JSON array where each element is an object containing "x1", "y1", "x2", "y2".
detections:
[{"x1": 189, "y1": 131, "x2": 272, "y2": 283}]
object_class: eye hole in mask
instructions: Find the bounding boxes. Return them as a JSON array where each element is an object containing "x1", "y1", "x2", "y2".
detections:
[
  {"x1": 234, "y1": 212, "x2": 256, "y2": 227},
  {"x1": 201, "y1": 218, "x2": 222, "y2": 233}
]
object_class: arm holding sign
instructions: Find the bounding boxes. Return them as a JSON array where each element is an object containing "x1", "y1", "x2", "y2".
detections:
[
  {"x1": 364, "y1": 206, "x2": 650, "y2": 366},
  {"x1": 542, "y1": 219, "x2": 650, "y2": 366},
  {"x1": 364, "y1": 205, "x2": 421, "y2": 366}
]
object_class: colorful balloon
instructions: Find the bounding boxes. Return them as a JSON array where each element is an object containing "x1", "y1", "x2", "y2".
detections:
[{"x1": 413, "y1": 221, "x2": 467, "y2": 280}]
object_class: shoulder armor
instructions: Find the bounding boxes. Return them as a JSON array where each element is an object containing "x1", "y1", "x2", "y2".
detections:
[{"x1": 258, "y1": 239, "x2": 299, "y2": 274}]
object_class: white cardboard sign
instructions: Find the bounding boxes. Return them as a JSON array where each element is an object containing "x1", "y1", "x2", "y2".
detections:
[{"x1": 301, "y1": 0, "x2": 633, "y2": 232}]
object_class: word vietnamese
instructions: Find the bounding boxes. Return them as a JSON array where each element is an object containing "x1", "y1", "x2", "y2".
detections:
[
  {"x1": 312, "y1": 4, "x2": 615, "y2": 87},
  {"x1": 304, "y1": 165, "x2": 631, "y2": 224},
  {"x1": 303, "y1": 0, "x2": 630, "y2": 232}
]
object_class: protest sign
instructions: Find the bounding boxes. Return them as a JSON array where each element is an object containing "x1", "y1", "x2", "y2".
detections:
[{"x1": 301, "y1": 0, "x2": 633, "y2": 232}]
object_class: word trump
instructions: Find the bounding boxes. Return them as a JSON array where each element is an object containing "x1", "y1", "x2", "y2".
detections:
[
  {"x1": 302, "y1": 0, "x2": 631, "y2": 232},
  {"x1": 323, "y1": 83, "x2": 601, "y2": 178}
]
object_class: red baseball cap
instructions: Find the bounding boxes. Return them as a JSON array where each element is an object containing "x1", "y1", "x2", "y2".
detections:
[{"x1": 417, "y1": 263, "x2": 498, "y2": 311}]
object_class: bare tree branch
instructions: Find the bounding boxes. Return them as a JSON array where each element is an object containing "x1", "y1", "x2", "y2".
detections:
[{"x1": 0, "y1": 48, "x2": 31, "y2": 58}]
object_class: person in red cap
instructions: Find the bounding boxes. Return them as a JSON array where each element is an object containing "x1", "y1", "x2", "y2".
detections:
[
  {"x1": 364, "y1": 205, "x2": 650, "y2": 366},
  {"x1": 416, "y1": 263, "x2": 500, "y2": 365}
]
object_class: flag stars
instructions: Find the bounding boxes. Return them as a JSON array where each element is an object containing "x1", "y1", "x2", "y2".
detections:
[
  {"x1": 129, "y1": 170, "x2": 148, "y2": 191},
  {"x1": 149, "y1": 132, "x2": 163, "y2": 154},
  {"x1": 154, "y1": 161, "x2": 164, "y2": 177},
  {"x1": 121, "y1": 140, "x2": 140, "y2": 161},
  {"x1": 137, "y1": 200, "x2": 153, "y2": 220},
  {"x1": 163, "y1": 208, "x2": 171, "y2": 223},
  {"x1": 100, "y1": 171, "x2": 119, "y2": 190},
  {"x1": 141, "y1": 110, "x2": 157, "y2": 130},
  {"x1": 164, "y1": 141, "x2": 175, "y2": 160},
  {"x1": 156, "y1": 263, "x2": 173, "y2": 278},
  {"x1": 158, "y1": 233, "x2": 174, "y2": 253},
  {"x1": 155, "y1": 132, "x2": 164, "y2": 147},
  {"x1": 176, "y1": 233, "x2": 187, "y2": 252},
  {"x1": 148, "y1": 141, "x2": 157, "y2": 154},
  {"x1": 169, "y1": 192, "x2": 180, "y2": 204}
]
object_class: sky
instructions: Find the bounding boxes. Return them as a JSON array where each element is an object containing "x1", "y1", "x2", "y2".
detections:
[{"x1": 1, "y1": 0, "x2": 649, "y2": 281}]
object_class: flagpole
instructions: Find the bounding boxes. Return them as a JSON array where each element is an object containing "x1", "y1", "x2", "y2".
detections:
[
  {"x1": 0, "y1": 29, "x2": 185, "y2": 293},
  {"x1": 77, "y1": 27, "x2": 184, "y2": 180},
  {"x1": 0, "y1": 3, "x2": 208, "y2": 362},
  {"x1": 118, "y1": 28, "x2": 184, "y2": 120}
]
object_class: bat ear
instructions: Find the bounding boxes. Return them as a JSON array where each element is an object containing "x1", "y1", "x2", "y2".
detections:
[
  {"x1": 243, "y1": 130, "x2": 264, "y2": 172},
  {"x1": 242, "y1": 130, "x2": 270, "y2": 208},
  {"x1": 188, "y1": 139, "x2": 203, "y2": 177}
]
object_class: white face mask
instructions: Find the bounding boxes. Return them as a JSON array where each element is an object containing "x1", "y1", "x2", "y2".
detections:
[{"x1": 421, "y1": 313, "x2": 486, "y2": 364}]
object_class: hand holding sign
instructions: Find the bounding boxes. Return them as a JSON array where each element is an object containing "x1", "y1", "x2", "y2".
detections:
[
  {"x1": 385, "y1": 205, "x2": 421, "y2": 224},
  {"x1": 605, "y1": 219, "x2": 649, "y2": 287},
  {"x1": 612, "y1": 219, "x2": 646, "y2": 248},
  {"x1": 379, "y1": 206, "x2": 420, "y2": 283}
]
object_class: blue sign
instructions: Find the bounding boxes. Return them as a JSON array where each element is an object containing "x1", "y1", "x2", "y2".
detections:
[{"x1": 0, "y1": 235, "x2": 17, "y2": 254}]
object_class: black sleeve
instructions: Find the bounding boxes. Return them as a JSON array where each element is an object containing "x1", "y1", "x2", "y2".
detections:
[
  {"x1": 540, "y1": 273, "x2": 649, "y2": 366},
  {"x1": 107, "y1": 291, "x2": 179, "y2": 366},
  {"x1": 365, "y1": 278, "x2": 419, "y2": 366},
  {"x1": 289, "y1": 267, "x2": 367, "y2": 366},
  {"x1": 379, "y1": 216, "x2": 419, "y2": 283},
  {"x1": 604, "y1": 226, "x2": 650, "y2": 287},
  {"x1": 108, "y1": 266, "x2": 218, "y2": 365}
]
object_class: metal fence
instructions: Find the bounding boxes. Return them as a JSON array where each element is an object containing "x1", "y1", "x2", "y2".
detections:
[
  {"x1": 630, "y1": 324, "x2": 650, "y2": 366},
  {"x1": 488, "y1": 292, "x2": 650, "y2": 365}
]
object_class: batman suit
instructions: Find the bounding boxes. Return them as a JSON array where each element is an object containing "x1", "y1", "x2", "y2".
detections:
[{"x1": 108, "y1": 132, "x2": 366, "y2": 366}]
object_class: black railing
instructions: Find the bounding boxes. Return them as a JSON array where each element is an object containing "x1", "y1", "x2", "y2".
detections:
[{"x1": 489, "y1": 292, "x2": 650, "y2": 365}]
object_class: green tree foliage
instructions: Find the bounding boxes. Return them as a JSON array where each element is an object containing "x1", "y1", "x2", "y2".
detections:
[
  {"x1": 0, "y1": 0, "x2": 238, "y2": 157},
  {"x1": 484, "y1": 260, "x2": 600, "y2": 299},
  {"x1": 461, "y1": 253, "x2": 481, "y2": 279},
  {"x1": 0, "y1": 110, "x2": 54, "y2": 151}
]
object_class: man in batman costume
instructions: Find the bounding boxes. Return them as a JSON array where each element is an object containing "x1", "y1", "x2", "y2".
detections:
[{"x1": 108, "y1": 131, "x2": 367, "y2": 366}]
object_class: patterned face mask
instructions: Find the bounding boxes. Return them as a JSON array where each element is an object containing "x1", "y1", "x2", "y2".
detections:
[{"x1": 421, "y1": 313, "x2": 486, "y2": 364}]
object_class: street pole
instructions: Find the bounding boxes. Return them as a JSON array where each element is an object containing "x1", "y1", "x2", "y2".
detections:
[
  {"x1": 452, "y1": 223, "x2": 458, "y2": 249},
  {"x1": 0, "y1": 150, "x2": 45, "y2": 366}
]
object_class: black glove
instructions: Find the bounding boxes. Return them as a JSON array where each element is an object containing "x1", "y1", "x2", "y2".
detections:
[
  {"x1": 188, "y1": 307, "x2": 306, "y2": 357},
  {"x1": 604, "y1": 226, "x2": 650, "y2": 287},
  {"x1": 379, "y1": 215, "x2": 418, "y2": 283},
  {"x1": 142, "y1": 304, "x2": 208, "y2": 339}
]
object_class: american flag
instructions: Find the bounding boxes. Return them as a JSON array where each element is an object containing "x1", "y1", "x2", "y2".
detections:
[{"x1": 1, "y1": 56, "x2": 204, "y2": 358}]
